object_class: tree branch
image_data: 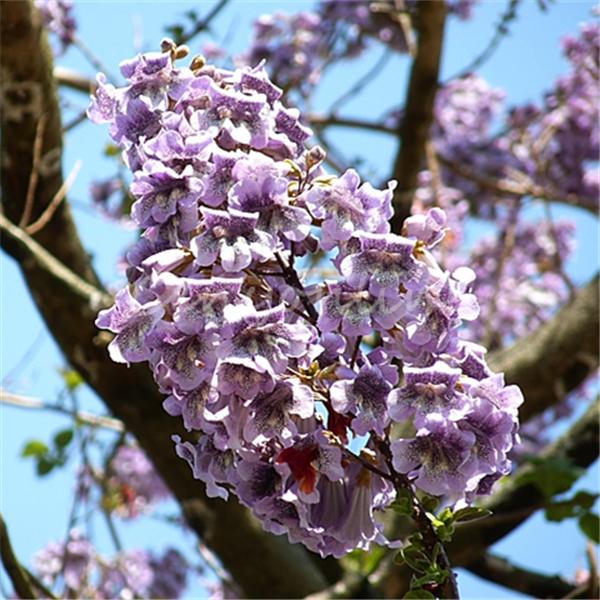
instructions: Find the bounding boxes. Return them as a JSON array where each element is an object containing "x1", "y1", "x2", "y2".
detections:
[
  {"x1": 0, "y1": 3, "x2": 334, "y2": 596},
  {"x1": 466, "y1": 552, "x2": 579, "y2": 598},
  {"x1": 389, "y1": 1, "x2": 446, "y2": 232},
  {"x1": 1, "y1": 389, "x2": 125, "y2": 432},
  {"x1": 0, "y1": 513, "x2": 38, "y2": 599},
  {"x1": 0, "y1": 512, "x2": 57, "y2": 599},
  {"x1": 0, "y1": 212, "x2": 110, "y2": 307},
  {"x1": 489, "y1": 273, "x2": 599, "y2": 422},
  {"x1": 54, "y1": 66, "x2": 96, "y2": 94}
]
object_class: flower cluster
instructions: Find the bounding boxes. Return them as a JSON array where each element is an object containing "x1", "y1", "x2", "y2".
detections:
[
  {"x1": 33, "y1": 531, "x2": 188, "y2": 599},
  {"x1": 90, "y1": 43, "x2": 521, "y2": 557},
  {"x1": 104, "y1": 444, "x2": 171, "y2": 518},
  {"x1": 433, "y1": 23, "x2": 599, "y2": 213},
  {"x1": 35, "y1": 0, "x2": 76, "y2": 54},
  {"x1": 241, "y1": 0, "x2": 478, "y2": 98}
]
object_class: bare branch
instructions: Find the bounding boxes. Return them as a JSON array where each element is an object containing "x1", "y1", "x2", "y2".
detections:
[
  {"x1": 489, "y1": 273, "x2": 599, "y2": 422},
  {"x1": 25, "y1": 159, "x2": 81, "y2": 235},
  {"x1": 54, "y1": 66, "x2": 96, "y2": 94},
  {"x1": 466, "y1": 553, "x2": 578, "y2": 598},
  {"x1": 309, "y1": 114, "x2": 394, "y2": 135},
  {"x1": 389, "y1": 1, "x2": 446, "y2": 231},
  {"x1": 0, "y1": 512, "x2": 57, "y2": 599},
  {"x1": 0, "y1": 213, "x2": 110, "y2": 307},
  {"x1": 438, "y1": 153, "x2": 599, "y2": 214},
  {"x1": 447, "y1": 0, "x2": 522, "y2": 81},
  {"x1": 1, "y1": 389, "x2": 125, "y2": 432},
  {"x1": 176, "y1": 0, "x2": 230, "y2": 45}
]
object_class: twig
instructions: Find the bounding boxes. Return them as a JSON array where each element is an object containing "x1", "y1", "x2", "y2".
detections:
[
  {"x1": 438, "y1": 153, "x2": 598, "y2": 213},
  {"x1": 447, "y1": 0, "x2": 522, "y2": 81},
  {"x1": 53, "y1": 66, "x2": 96, "y2": 94},
  {"x1": 329, "y1": 48, "x2": 392, "y2": 115},
  {"x1": 274, "y1": 252, "x2": 319, "y2": 325},
  {"x1": 177, "y1": 0, "x2": 231, "y2": 45},
  {"x1": 63, "y1": 110, "x2": 89, "y2": 133},
  {"x1": 542, "y1": 200, "x2": 576, "y2": 298},
  {"x1": 0, "y1": 213, "x2": 111, "y2": 308},
  {"x1": 309, "y1": 114, "x2": 395, "y2": 135},
  {"x1": 25, "y1": 160, "x2": 82, "y2": 236},
  {"x1": 1, "y1": 389, "x2": 124, "y2": 432},
  {"x1": 72, "y1": 35, "x2": 117, "y2": 83},
  {"x1": 20, "y1": 113, "x2": 47, "y2": 228},
  {"x1": 483, "y1": 202, "x2": 520, "y2": 350},
  {"x1": 585, "y1": 542, "x2": 599, "y2": 600}
]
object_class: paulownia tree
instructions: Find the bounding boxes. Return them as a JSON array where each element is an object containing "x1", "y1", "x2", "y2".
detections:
[{"x1": 1, "y1": 1, "x2": 598, "y2": 598}]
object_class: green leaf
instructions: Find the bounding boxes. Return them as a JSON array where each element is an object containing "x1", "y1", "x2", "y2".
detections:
[
  {"x1": 36, "y1": 457, "x2": 55, "y2": 476},
  {"x1": 54, "y1": 429, "x2": 74, "y2": 449},
  {"x1": 545, "y1": 491, "x2": 599, "y2": 522},
  {"x1": 517, "y1": 456, "x2": 582, "y2": 497},
  {"x1": 391, "y1": 488, "x2": 414, "y2": 516},
  {"x1": 579, "y1": 512, "x2": 600, "y2": 544},
  {"x1": 404, "y1": 589, "x2": 435, "y2": 599},
  {"x1": 453, "y1": 507, "x2": 492, "y2": 523},
  {"x1": 22, "y1": 440, "x2": 49, "y2": 458},
  {"x1": 165, "y1": 25, "x2": 185, "y2": 45},
  {"x1": 420, "y1": 495, "x2": 440, "y2": 513},
  {"x1": 412, "y1": 569, "x2": 448, "y2": 588},
  {"x1": 362, "y1": 545, "x2": 386, "y2": 576},
  {"x1": 60, "y1": 368, "x2": 84, "y2": 391},
  {"x1": 573, "y1": 491, "x2": 600, "y2": 511},
  {"x1": 437, "y1": 507, "x2": 454, "y2": 524},
  {"x1": 400, "y1": 546, "x2": 430, "y2": 574},
  {"x1": 103, "y1": 144, "x2": 121, "y2": 157}
]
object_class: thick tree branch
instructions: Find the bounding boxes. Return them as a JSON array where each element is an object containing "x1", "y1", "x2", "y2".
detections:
[
  {"x1": 489, "y1": 273, "x2": 599, "y2": 422},
  {"x1": 389, "y1": 1, "x2": 446, "y2": 232},
  {"x1": 1, "y1": 3, "x2": 333, "y2": 596},
  {"x1": 466, "y1": 552, "x2": 582, "y2": 599},
  {"x1": 379, "y1": 398, "x2": 599, "y2": 597}
]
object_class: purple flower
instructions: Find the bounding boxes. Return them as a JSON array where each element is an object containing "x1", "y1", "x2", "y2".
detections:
[
  {"x1": 108, "y1": 445, "x2": 170, "y2": 517},
  {"x1": 391, "y1": 415, "x2": 478, "y2": 497},
  {"x1": 173, "y1": 277, "x2": 247, "y2": 335},
  {"x1": 163, "y1": 382, "x2": 219, "y2": 431},
  {"x1": 95, "y1": 288, "x2": 164, "y2": 365},
  {"x1": 319, "y1": 282, "x2": 405, "y2": 336},
  {"x1": 33, "y1": 530, "x2": 93, "y2": 591},
  {"x1": 303, "y1": 169, "x2": 395, "y2": 250},
  {"x1": 330, "y1": 364, "x2": 392, "y2": 436},
  {"x1": 340, "y1": 232, "x2": 427, "y2": 297},
  {"x1": 215, "y1": 304, "x2": 315, "y2": 398},
  {"x1": 243, "y1": 380, "x2": 314, "y2": 443},
  {"x1": 388, "y1": 362, "x2": 468, "y2": 426},
  {"x1": 113, "y1": 98, "x2": 162, "y2": 144},
  {"x1": 229, "y1": 153, "x2": 312, "y2": 242},
  {"x1": 191, "y1": 208, "x2": 275, "y2": 272},
  {"x1": 173, "y1": 433, "x2": 238, "y2": 500},
  {"x1": 150, "y1": 323, "x2": 217, "y2": 391}
]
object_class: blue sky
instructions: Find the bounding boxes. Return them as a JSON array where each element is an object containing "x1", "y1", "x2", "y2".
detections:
[{"x1": 1, "y1": 1, "x2": 598, "y2": 598}]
